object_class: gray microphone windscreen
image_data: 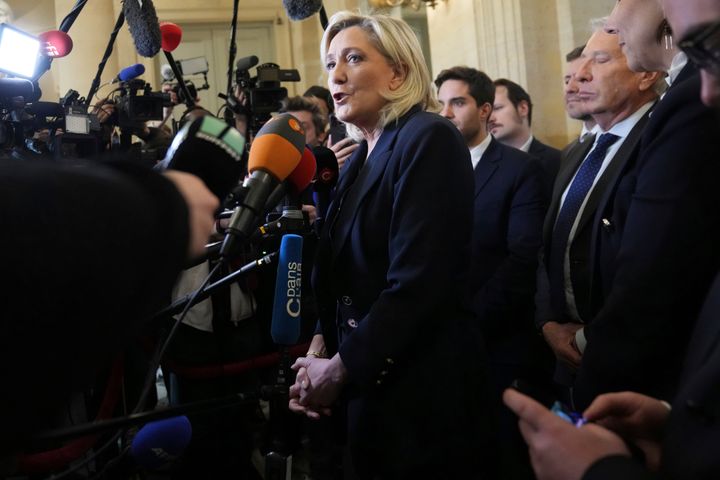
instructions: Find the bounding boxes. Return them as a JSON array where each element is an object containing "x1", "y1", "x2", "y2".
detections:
[
  {"x1": 123, "y1": 0, "x2": 162, "y2": 57},
  {"x1": 282, "y1": 0, "x2": 323, "y2": 21}
]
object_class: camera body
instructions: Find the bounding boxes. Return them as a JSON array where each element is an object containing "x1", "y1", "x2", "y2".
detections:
[
  {"x1": 234, "y1": 60, "x2": 301, "y2": 134},
  {"x1": 115, "y1": 79, "x2": 171, "y2": 130}
]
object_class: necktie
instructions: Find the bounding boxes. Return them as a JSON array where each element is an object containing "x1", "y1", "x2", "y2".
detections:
[{"x1": 549, "y1": 132, "x2": 620, "y2": 315}]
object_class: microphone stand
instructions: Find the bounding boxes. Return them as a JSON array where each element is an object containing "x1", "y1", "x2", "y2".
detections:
[
  {"x1": 32, "y1": 391, "x2": 260, "y2": 444},
  {"x1": 85, "y1": 11, "x2": 125, "y2": 107},
  {"x1": 153, "y1": 250, "x2": 278, "y2": 322},
  {"x1": 225, "y1": 0, "x2": 241, "y2": 113}
]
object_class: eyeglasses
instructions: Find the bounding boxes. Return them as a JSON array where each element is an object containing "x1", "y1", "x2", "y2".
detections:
[{"x1": 678, "y1": 20, "x2": 720, "y2": 75}]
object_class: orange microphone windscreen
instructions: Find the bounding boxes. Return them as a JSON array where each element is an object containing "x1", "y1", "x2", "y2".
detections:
[
  {"x1": 159, "y1": 22, "x2": 182, "y2": 52},
  {"x1": 287, "y1": 147, "x2": 317, "y2": 193},
  {"x1": 248, "y1": 113, "x2": 306, "y2": 181}
]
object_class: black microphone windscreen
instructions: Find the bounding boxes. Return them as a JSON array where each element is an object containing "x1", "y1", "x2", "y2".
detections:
[
  {"x1": 159, "y1": 115, "x2": 246, "y2": 203},
  {"x1": 282, "y1": 0, "x2": 323, "y2": 21},
  {"x1": 236, "y1": 55, "x2": 259, "y2": 72},
  {"x1": 311, "y1": 145, "x2": 339, "y2": 192},
  {"x1": 123, "y1": 0, "x2": 162, "y2": 57}
]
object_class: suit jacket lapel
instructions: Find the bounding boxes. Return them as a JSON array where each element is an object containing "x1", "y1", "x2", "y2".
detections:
[
  {"x1": 328, "y1": 109, "x2": 418, "y2": 262},
  {"x1": 543, "y1": 138, "x2": 594, "y2": 244},
  {"x1": 474, "y1": 137, "x2": 501, "y2": 197},
  {"x1": 576, "y1": 108, "x2": 653, "y2": 235}
]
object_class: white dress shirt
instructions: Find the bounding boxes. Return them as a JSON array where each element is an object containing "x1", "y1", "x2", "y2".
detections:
[{"x1": 469, "y1": 133, "x2": 493, "y2": 170}]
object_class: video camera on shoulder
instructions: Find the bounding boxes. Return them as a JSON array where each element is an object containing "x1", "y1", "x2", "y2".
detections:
[{"x1": 225, "y1": 55, "x2": 301, "y2": 136}]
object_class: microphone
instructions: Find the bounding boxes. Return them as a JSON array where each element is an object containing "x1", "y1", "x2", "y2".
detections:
[
  {"x1": 271, "y1": 234, "x2": 303, "y2": 345},
  {"x1": 220, "y1": 113, "x2": 306, "y2": 257},
  {"x1": 158, "y1": 115, "x2": 246, "y2": 202},
  {"x1": 282, "y1": 0, "x2": 324, "y2": 21},
  {"x1": 263, "y1": 146, "x2": 317, "y2": 212},
  {"x1": 123, "y1": 0, "x2": 162, "y2": 57},
  {"x1": 159, "y1": 22, "x2": 195, "y2": 108},
  {"x1": 38, "y1": 30, "x2": 73, "y2": 58},
  {"x1": 112, "y1": 63, "x2": 146, "y2": 84},
  {"x1": 236, "y1": 55, "x2": 259, "y2": 72},
  {"x1": 130, "y1": 416, "x2": 192, "y2": 470},
  {"x1": 311, "y1": 145, "x2": 338, "y2": 220},
  {"x1": 160, "y1": 63, "x2": 175, "y2": 81}
]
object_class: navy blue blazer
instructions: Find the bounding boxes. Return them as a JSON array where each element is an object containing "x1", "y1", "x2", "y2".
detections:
[
  {"x1": 528, "y1": 137, "x2": 562, "y2": 198},
  {"x1": 470, "y1": 137, "x2": 547, "y2": 366},
  {"x1": 573, "y1": 66, "x2": 720, "y2": 408},
  {"x1": 312, "y1": 106, "x2": 493, "y2": 476}
]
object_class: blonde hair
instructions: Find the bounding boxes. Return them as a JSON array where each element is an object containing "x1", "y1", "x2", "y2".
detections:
[{"x1": 321, "y1": 11, "x2": 438, "y2": 141}]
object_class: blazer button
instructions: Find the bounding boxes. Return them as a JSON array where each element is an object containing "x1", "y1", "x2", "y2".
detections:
[
  {"x1": 386, "y1": 358, "x2": 394, "y2": 365},
  {"x1": 601, "y1": 218, "x2": 614, "y2": 232},
  {"x1": 342, "y1": 296, "x2": 352, "y2": 306},
  {"x1": 380, "y1": 370, "x2": 388, "y2": 376},
  {"x1": 376, "y1": 379, "x2": 383, "y2": 385},
  {"x1": 347, "y1": 318, "x2": 358, "y2": 328}
]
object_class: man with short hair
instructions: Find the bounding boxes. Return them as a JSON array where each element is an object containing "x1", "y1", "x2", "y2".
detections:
[
  {"x1": 535, "y1": 29, "x2": 662, "y2": 405},
  {"x1": 564, "y1": 45, "x2": 598, "y2": 142},
  {"x1": 436, "y1": 66, "x2": 549, "y2": 480},
  {"x1": 280, "y1": 96, "x2": 327, "y2": 147},
  {"x1": 490, "y1": 78, "x2": 561, "y2": 194}
]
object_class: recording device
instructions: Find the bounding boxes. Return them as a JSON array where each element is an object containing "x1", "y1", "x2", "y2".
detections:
[
  {"x1": 227, "y1": 55, "x2": 301, "y2": 134},
  {"x1": 282, "y1": 0, "x2": 324, "y2": 21},
  {"x1": 220, "y1": 113, "x2": 306, "y2": 257},
  {"x1": 159, "y1": 22, "x2": 196, "y2": 110},
  {"x1": 38, "y1": 30, "x2": 73, "y2": 58},
  {"x1": 123, "y1": 0, "x2": 162, "y2": 58},
  {"x1": 271, "y1": 234, "x2": 304, "y2": 345},
  {"x1": 159, "y1": 114, "x2": 246, "y2": 202},
  {"x1": 112, "y1": 63, "x2": 146, "y2": 84},
  {"x1": 130, "y1": 416, "x2": 192, "y2": 469},
  {"x1": 311, "y1": 145, "x2": 339, "y2": 221},
  {"x1": 114, "y1": 79, "x2": 171, "y2": 130}
]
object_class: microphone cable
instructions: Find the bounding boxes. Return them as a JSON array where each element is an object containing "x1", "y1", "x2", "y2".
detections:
[{"x1": 42, "y1": 261, "x2": 225, "y2": 480}]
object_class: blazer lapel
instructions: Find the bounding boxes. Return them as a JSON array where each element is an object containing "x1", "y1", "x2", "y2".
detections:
[
  {"x1": 328, "y1": 109, "x2": 417, "y2": 262},
  {"x1": 576, "y1": 108, "x2": 653, "y2": 235},
  {"x1": 474, "y1": 137, "x2": 501, "y2": 197},
  {"x1": 543, "y1": 138, "x2": 594, "y2": 244}
]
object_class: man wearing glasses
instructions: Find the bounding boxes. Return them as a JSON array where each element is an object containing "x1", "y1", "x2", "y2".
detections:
[{"x1": 502, "y1": 1, "x2": 720, "y2": 479}]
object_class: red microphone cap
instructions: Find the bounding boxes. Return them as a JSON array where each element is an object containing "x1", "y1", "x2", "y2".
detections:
[
  {"x1": 287, "y1": 147, "x2": 317, "y2": 193},
  {"x1": 159, "y1": 22, "x2": 182, "y2": 52},
  {"x1": 38, "y1": 30, "x2": 73, "y2": 58}
]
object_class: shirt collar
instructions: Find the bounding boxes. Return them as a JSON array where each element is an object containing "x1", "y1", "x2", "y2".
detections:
[
  {"x1": 469, "y1": 134, "x2": 493, "y2": 170},
  {"x1": 666, "y1": 52, "x2": 688, "y2": 87},
  {"x1": 519, "y1": 134, "x2": 534, "y2": 153},
  {"x1": 603, "y1": 101, "x2": 655, "y2": 139}
]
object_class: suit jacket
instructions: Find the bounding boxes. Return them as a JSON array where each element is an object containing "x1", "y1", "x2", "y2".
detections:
[
  {"x1": 536, "y1": 109, "x2": 649, "y2": 327},
  {"x1": 312, "y1": 106, "x2": 494, "y2": 477},
  {"x1": 528, "y1": 137, "x2": 562, "y2": 199},
  {"x1": 470, "y1": 138, "x2": 548, "y2": 367},
  {"x1": 535, "y1": 110, "x2": 650, "y2": 388},
  {"x1": 572, "y1": 66, "x2": 720, "y2": 409},
  {"x1": 583, "y1": 273, "x2": 720, "y2": 480}
]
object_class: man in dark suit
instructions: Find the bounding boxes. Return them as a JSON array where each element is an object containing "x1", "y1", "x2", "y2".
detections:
[
  {"x1": 502, "y1": 3, "x2": 720, "y2": 479},
  {"x1": 535, "y1": 29, "x2": 661, "y2": 405},
  {"x1": 435, "y1": 66, "x2": 549, "y2": 479},
  {"x1": 490, "y1": 78, "x2": 562, "y2": 195}
]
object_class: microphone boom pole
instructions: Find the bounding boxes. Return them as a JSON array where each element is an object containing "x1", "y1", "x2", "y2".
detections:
[{"x1": 85, "y1": 11, "x2": 126, "y2": 106}]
